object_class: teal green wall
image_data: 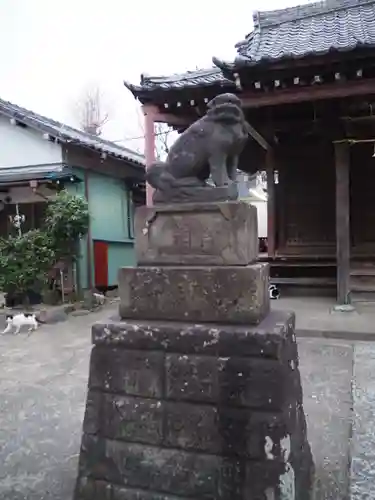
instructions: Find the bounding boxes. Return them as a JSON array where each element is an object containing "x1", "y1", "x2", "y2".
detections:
[
  {"x1": 107, "y1": 242, "x2": 136, "y2": 285},
  {"x1": 66, "y1": 168, "x2": 135, "y2": 288},
  {"x1": 88, "y1": 172, "x2": 131, "y2": 242},
  {"x1": 88, "y1": 170, "x2": 135, "y2": 287},
  {"x1": 66, "y1": 168, "x2": 136, "y2": 289}
]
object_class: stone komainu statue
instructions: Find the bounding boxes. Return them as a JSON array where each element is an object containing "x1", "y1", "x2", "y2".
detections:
[{"x1": 146, "y1": 93, "x2": 249, "y2": 204}]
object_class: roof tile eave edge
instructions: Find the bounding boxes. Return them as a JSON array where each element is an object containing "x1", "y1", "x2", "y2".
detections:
[
  {"x1": 212, "y1": 56, "x2": 235, "y2": 72},
  {"x1": 234, "y1": 42, "x2": 375, "y2": 68},
  {"x1": 124, "y1": 66, "x2": 234, "y2": 94},
  {"x1": 123, "y1": 80, "x2": 143, "y2": 97},
  {"x1": 124, "y1": 80, "x2": 235, "y2": 95}
]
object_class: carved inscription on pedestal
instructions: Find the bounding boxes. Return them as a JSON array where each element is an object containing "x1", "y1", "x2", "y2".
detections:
[
  {"x1": 165, "y1": 216, "x2": 216, "y2": 255},
  {"x1": 171, "y1": 218, "x2": 193, "y2": 253},
  {"x1": 134, "y1": 202, "x2": 259, "y2": 266},
  {"x1": 147, "y1": 213, "x2": 225, "y2": 262}
]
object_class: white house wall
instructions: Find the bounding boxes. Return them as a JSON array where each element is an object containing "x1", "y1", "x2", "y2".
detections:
[
  {"x1": 249, "y1": 200, "x2": 268, "y2": 238},
  {"x1": 0, "y1": 115, "x2": 62, "y2": 168}
]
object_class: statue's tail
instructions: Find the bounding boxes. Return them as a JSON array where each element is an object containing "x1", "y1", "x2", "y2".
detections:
[
  {"x1": 145, "y1": 161, "x2": 169, "y2": 190},
  {"x1": 146, "y1": 161, "x2": 174, "y2": 191}
]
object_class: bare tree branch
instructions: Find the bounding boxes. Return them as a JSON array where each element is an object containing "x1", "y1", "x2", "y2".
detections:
[
  {"x1": 154, "y1": 122, "x2": 173, "y2": 160},
  {"x1": 135, "y1": 105, "x2": 174, "y2": 159},
  {"x1": 75, "y1": 84, "x2": 111, "y2": 136}
]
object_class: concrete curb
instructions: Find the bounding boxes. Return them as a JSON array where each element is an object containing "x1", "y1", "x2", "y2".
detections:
[{"x1": 297, "y1": 328, "x2": 375, "y2": 342}]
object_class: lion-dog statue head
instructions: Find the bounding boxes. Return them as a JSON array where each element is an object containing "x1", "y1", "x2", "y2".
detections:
[{"x1": 146, "y1": 93, "x2": 248, "y2": 202}]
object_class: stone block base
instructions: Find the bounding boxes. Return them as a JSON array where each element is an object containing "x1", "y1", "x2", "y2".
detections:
[
  {"x1": 74, "y1": 310, "x2": 314, "y2": 499},
  {"x1": 118, "y1": 263, "x2": 270, "y2": 325},
  {"x1": 135, "y1": 201, "x2": 259, "y2": 266},
  {"x1": 152, "y1": 181, "x2": 238, "y2": 205}
]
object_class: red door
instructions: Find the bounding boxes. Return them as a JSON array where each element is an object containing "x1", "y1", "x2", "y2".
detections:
[{"x1": 94, "y1": 241, "x2": 108, "y2": 288}]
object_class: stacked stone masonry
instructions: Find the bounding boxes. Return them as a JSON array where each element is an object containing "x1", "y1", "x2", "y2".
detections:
[
  {"x1": 118, "y1": 264, "x2": 270, "y2": 325},
  {"x1": 74, "y1": 201, "x2": 314, "y2": 499},
  {"x1": 120, "y1": 202, "x2": 269, "y2": 326},
  {"x1": 74, "y1": 313, "x2": 313, "y2": 499}
]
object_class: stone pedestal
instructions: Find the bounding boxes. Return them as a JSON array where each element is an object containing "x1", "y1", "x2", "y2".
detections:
[
  {"x1": 74, "y1": 201, "x2": 314, "y2": 499},
  {"x1": 134, "y1": 202, "x2": 259, "y2": 266},
  {"x1": 118, "y1": 264, "x2": 269, "y2": 324}
]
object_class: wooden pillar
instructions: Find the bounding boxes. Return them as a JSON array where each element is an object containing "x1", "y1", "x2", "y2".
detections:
[
  {"x1": 84, "y1": 170, "x2": 92, "y2": 290},
  {"x1": 334, "y1": 141, "x2": 351, "y2": 305},
  {"x1": 266, "y1": 148, "x2": 276, "y2": 258},
  {"x1": 142, "y1": 105, "x2": 156, "y2": 206}
]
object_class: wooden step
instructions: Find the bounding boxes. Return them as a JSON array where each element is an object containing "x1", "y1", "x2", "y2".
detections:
[
  {"x1": 350, "y1": 267, "x2": 375, "y2": 277},
  {"x1": 351, "y1": 291, "x2": 375, "y2": 302},
  {"x1": 350, "y1": 273, "x2": 375, "y2": 292},
  {"x1": 271, "y1": 277, "x2": 336, "y2": 286},
  {"x1": 351, "y1": 283, "x2": 375, "y2": 293},
  {"x1": 350, "y1": 262, "x2": 375, "y2": 294}
]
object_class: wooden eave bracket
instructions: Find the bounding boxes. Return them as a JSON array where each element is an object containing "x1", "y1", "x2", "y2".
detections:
[
  {"x1": 245, "y1": 122, "x2": 271, "y2": 150},
  {"x1": 141, "y1": 104, "x2": 192, "y2": 127},
  {"x1": 142, "y1": 103, "x2": 271, "y2": 149}
]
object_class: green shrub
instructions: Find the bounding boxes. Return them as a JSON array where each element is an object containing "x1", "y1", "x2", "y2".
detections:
[
  {"x1": 0, "y1": 190, "x2": 90, "y2": 299},
  {"x1": 45, "y1": 190, "x2": 90, "y2": 261},
  {"x1": 0, "y1": 229, "x2": 54, "y2": 296}
]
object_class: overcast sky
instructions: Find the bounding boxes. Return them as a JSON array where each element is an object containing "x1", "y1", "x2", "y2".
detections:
[{"x1": 0, "y1": 0, "x2": 310, "y2": 152}]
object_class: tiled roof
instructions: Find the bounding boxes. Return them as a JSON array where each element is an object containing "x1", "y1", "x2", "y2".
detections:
[
  {"x1": 124, "y1": 68, "x2": 233, "y2": 93},
  {"x1": 126, "y1": 0, "x2": 375, "y2": 97},
  {"x1": 234, "y1": 0, "x2": 375, "y2": 65},
  {"x1": 0, "y1": 98, "x2": 145, "y2": 167}
]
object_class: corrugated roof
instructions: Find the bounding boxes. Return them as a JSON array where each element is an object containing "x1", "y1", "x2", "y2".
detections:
[
  {"x1": 235, "y1": 0, "x2": 375, "y2": 65},
  {"x1": 0, "y1": 98, "x2": 145, "y2": 167},
  {"x1": 0, "y1": 163, "x2": 79, "y2": 184},
  {"x1": 124, "y1": 68, "x2": 232, "y2": 93}
]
